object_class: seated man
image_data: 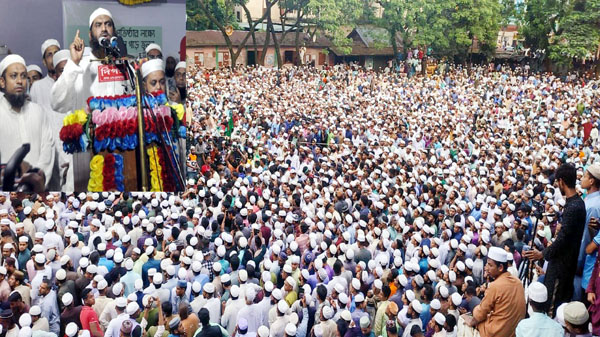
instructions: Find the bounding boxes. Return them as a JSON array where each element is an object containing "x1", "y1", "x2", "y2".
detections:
[{"x1": 460, "y1": 247, "x2": 525, "y2": 337}]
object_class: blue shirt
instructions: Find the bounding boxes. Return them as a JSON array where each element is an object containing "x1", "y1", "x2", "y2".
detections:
[
  {"x1": 581, "y1": 191, "x2": 600, "y2": 289},
  {"x1": 98, "y1": 257, "x2": 115, "y2": 272},
  {"x1": 515, "y1": 312, "x2": 564, "y2": 337},
  {"x1": 420, "y1": 303, "x2": 431, "y2": 327},
  {"x1": 141, "y1": 258, "x2": 161, "y2": 288}
]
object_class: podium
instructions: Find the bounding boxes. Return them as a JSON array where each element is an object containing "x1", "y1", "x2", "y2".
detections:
[
  {"x1": 73, "y1": 150, "x2": 139, "y2": 191},
  {"x1": 60, "y1": 92, "x2": 186, "y2": 192}
]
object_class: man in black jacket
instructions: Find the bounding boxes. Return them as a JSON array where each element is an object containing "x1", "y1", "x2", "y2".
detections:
[
  {"x1": 193, "y1": 308, "x2": 223, "y2": 337},
  {"x1": 524, "y1": 163, "x2": 586, "y2": 315}
]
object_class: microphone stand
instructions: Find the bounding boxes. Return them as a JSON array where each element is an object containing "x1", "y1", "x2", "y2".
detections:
[{"x1": 94, "y1": 43, "x2": 150, "y2": 191}]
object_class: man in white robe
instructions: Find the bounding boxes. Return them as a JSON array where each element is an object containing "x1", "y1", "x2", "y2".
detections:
[
  {"x1": 0, "y1": 55, "x2": 55, "y2": 189},
  {"x1": 51, "y1": 8, "x2": 131, "y2": 114},
  {"x1": 30, "y1": 40, "x2": 63, "y2": 191},
  {"x1": 30, "y1": 39, "x2": 60, "y2": 108},
  {"x1": 51, "y1": 8, "x2": 132, "y2": 191}
]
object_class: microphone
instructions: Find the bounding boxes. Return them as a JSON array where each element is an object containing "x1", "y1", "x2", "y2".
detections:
[
  {"x1": 98, "y1": 36, "x2": 110, "y2": 48},
  {"x1": 110, "y1": 36, "x2": 118, "y2": 48}
]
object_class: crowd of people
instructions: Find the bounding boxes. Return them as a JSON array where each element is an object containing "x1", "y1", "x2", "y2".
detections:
[{"x1": 180, "y1": 62, "x2": 600, "y2": 337}]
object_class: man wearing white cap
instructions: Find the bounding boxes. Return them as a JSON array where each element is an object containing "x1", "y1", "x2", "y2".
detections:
[
  {"x1": 401, "y1": 300, "x2": 423, "y2": 337},
  {"x1": 0, "y1": 54, "x2": 55, "y2": 190},
  {"x1": 26, "y1": 65, "x2": 43, "y2": 89},
  {"x1": 145, "y1": 44, "x2": 163, "y2": 60},
  {"x1": 51, "y1": 7, "x2": 131, "y2": 117},
  {"x1": 30, "y1": 39, "x2": 60, "y2": 106},
  {"x1": 515, "y1": 282, "x2": 563, "y2": 337},
  {"x1": 45, "y1": 48, "x2": 76, "y2": 190},
  {"x1": 461, "y1": 246, "x2": 525, "y2": 337},
  {"x1": 141, "y1": 59, "x2": 166, "y2": 94},
  {"x1": 173, "y1": 61, "x2": 186, "y2": 102},
  {"x1": 578, "y1": 163, "x2": 600, "y2": 298}
]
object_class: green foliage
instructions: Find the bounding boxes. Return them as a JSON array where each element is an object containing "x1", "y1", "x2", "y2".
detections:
[
  {"x1": 186, "y1": 0, "x2": 237, "y2": 31},
  {"x1": 376, "y1": 0, "x2": 502, "y2": 61},
  {"x1": 520, "y1": 0, "x2": 600, "y2": 67},
  {"x1": 548, "y1": 0, "x2": 600, "y2": 66}
]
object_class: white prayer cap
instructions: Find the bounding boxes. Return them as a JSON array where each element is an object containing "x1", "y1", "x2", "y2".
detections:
[
  {"x1": 66, "y1": 323, "x2": 79, "y2": 337},
  {"x1": 488, "y1": 247, "x2": 508, "y2": 263},
  {"x1": 434, "y1": 312, "x2": 446, "y2": 325},
  {"x1": 587, "y1": 163, "x2": 600, "y2": 180},
  {"x1": 41, "y1": 39, "x2": 60, "y2": 57},
  {"x1": 29, "y1": 305, "x2": 41, "y2": 316},
  {"x1": 145, "y1": 43, "x2": 162, "y2": 54},
  {"x1": 115, "y1": 297, "x2": 127, "y2": 308},
  {"x1": 141, "y1": 59, "x2": 164, "y2": 79},
  {"x1": 112, "y1": 282, "x2": 123, "y2": 296},
  {"x1": 285, "y1": 323, "x2": 297, "y2": 336},
  {"x1": 203, "y1": 283, "x2": 215, "y2": 294},
  {"x1": 410, "y1": 300, "x2": 422, "y2": 313},
  {"x1": 62, "y1": 293, "x2": 73, "y2": 306},
  {"x1": 0, "y1": 55, "x2": 26, "y2": 76},
  {"x1": 430, "y1": 298, "x2": 441, "y2": 310},
  {"x1": 451, "y1": 293, "x2": 462, "y2": 306},
  {"x1": 257, "y1": 326, "x2": 269, "y2": 337},
  {"x1": 229, "y1": 285, "x2": 240, "y2": 298},
  {"x1": 98, "y1": 279, "x2": 108, "y2": 290},
  {"x1": 528, "y1": 282, "x2": 548, "y2": 303},
  {"x1": 34, "y1": 254, "x2": 45, "y2": 264},
  {"x1": 56, "y1": 269, "x2": 67, "y2": 281},
  {"x1": 126, "y1": 302, "x2": 139, "y2": 315},
  {"x1": 27, "y1": 65, "x2": 42, "y2": 74},
  {"x1": 89, "y1": 8, "x2": 113, "y2": 27},
  {"x1": 277, "y1": 299, "x2": 289, "y2": 314},
  {"x1": 19, "y1": 313, "x2": 31, "y2": 327},
  {"x1": 322, "y1": 305, "x2": 333, "y2": 319},
  {"x1": 175, "y1": 61, "x2": 186, "y2": 70},
  {"x1": 564, "y1": 301, "x2": 589, "y2": 325}
]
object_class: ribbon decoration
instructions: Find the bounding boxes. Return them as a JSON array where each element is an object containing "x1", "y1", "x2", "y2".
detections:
[{"x1": 88, "y1": 155, "x2": 104, "y2": 191}]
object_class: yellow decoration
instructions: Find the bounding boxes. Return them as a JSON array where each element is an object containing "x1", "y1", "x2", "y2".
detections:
[
  {"x1": 147, "y1": 146, "x2": 163, "y2": 191},
  {"x1": 63, "y1": 109, "x2": 88, "y2": 126},
  {"x1": 166, "y1": 103, "x2": 185, "y2": 121},
  {"x1": 88, "y1": 155, "x2": 104, "y2": 191}
]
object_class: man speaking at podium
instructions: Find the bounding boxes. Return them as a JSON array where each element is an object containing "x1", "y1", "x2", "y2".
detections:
[
  {"x1": 51, "y1": 8, "x2": 131, "y2": 192},
  {"x1": 51, "y1": 8, "x2": 131, "y2": 115}
]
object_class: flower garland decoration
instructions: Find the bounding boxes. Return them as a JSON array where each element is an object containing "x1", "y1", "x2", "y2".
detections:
[
  {"x1": 114, "y1": 154, "x2": 124, "y2": 192},
  {"x1": 92, "y1": 106, "x2": 139, "y2": 153},
  {"x1": 88, "y1": 155, "x2": 104, "y2": 191},
  {"x1": 62, "y1": 93, "x2": 186, "y2": 154},
  {"x1": 87, "y1": 94, "x2": 137, "y2": 111},
  {"x1": 157, "y1": 146, "x2": 176, "y2": 192},
  {"x1": 102, "y1": 153, "x2": 117, "y2": 191},
  {"x1": 59, "y1": 109, "x2": 89, "y2": 153},
  {"x1": 147, "y1": 146, "x2": 164, "y2": 192}
]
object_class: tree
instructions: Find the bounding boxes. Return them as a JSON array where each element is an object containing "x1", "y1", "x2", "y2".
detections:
[
  {"x1": 548, "y1": 0, "x2": 600, "y2": 68},
  {"x1": 186, "y1": 0, "x2": 236, "y2": 31},
  {"x1": 195, "y1": 0, "x2": 280, "y2": 68},
  {"x1": 519, "y1": 0, "x2": 564, "y2": 52},
  {"x1": 448, "y1": 0, "x2": 502, "y2": 63}
]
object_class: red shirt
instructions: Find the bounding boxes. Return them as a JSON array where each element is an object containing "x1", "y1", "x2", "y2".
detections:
[{"x1": 80, "y1": 306, "x2": 100, "y2": 331}]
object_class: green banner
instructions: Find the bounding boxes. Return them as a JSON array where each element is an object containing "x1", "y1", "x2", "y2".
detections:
[{"x1": 66, "y1": 25, "x2": 162, "y2": 58}]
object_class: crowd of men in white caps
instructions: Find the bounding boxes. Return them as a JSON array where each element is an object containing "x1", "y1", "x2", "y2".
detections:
[{"x1": 182, "y1": 62, "x2": 600, "y2": 337}]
